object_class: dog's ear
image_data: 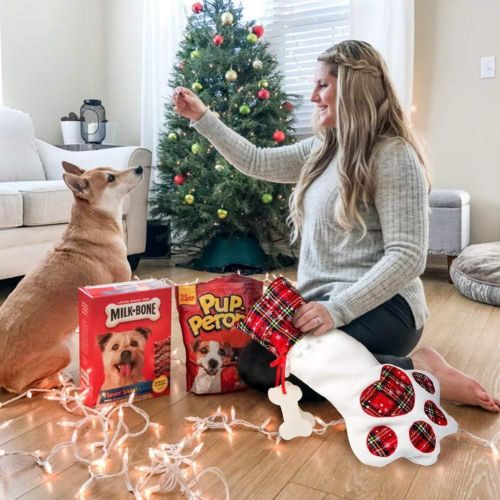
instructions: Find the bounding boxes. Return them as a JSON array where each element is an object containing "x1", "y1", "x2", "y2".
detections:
[
  {"x1": 63, "y1": 173, "x2": 90, "y2": 198},
  {"x1": 135, "y1": 327, "x2": 151, "y2": 340},
  {"x1": 193, "y1": 339, "x2": 200, "y2": 352},
  {"x1": 98, "y1": 333, "x2": 112, "y2": 351},
  {"x1": 62, "y1": 161, "x2": 85, "y2": 176}
]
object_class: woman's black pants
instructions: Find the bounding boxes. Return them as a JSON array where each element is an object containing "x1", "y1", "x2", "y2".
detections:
[{"x1": 237, "y1": 294, "x2": 423, "y2": 402}]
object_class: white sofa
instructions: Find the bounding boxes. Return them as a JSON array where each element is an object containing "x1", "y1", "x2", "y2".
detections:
[{"x1": 0, "y1": 106, "x2": 151, "y2": 280}]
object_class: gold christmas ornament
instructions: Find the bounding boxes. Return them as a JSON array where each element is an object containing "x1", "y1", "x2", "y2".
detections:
[
  {"x1": 261, "y1": 193, "x2": 273, "y2": 204},
  {"x1": 184, "y1": 194, "x2": 195, "y2": 204},
  {"x1": 252, "y1": 59, "x2": 263, "y2": 70},
  {"x1": 191, "y1": 81, "x2": 203, "y2": 92},
  {"x1": 225, "y1": 69, "x2": 238, "y2": 82},
  {"x1": 217, "y1": 209, "x2": 228, "y2": 219},
  {"x1": 221, "y1": 12, "x2": 234, "y2": 25},
  {"x1": 246, "y1": 33, "x2": 258, "y2": 44},
  {"x1": 191, "y1": 142, "x2": 202, "y2": 154},
  {"x1": 239, "y1": 104, "x2": 251, "y2": 115},
  {"x1": 215, "y1": 164, "x2": 225, "y2": 172}
]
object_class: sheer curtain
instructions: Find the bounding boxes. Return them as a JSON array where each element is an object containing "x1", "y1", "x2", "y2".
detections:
[
  {"x1": 0, "y1": 13, "x2": 3, "y2": 105},
  {"x1": 140, "y1": 0, "x2": 191, "y2": 166},
  {"x1": 350, "y1": 0, "x2": 415, "y2": 115}
]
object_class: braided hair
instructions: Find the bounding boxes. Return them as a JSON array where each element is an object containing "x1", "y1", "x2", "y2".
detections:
[{"x1": 288, "y1": 40, "x2": 430, "y2": 243}]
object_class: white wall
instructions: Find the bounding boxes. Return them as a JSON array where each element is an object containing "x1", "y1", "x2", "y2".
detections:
[
  {"x1": 102, "y1": 0, "x2": 143, "y2": 147},
  {"x1": 413, "y1": 0, "x2": 500, "y2": 244},
  {"x1": 0, "y1": 0, "x2": 105, "y2": 144}
]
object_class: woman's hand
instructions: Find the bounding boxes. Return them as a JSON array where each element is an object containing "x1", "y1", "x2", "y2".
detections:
[
  {"x1": 172, "y1": 87, "x2": 208, "y2": 121},
  {"x1": 293, "y1": 302, "x2": 334, "y2": 336}
]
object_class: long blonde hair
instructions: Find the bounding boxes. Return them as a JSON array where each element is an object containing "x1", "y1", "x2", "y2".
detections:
[{"x1": 288, "y1": 40, "x2": 430, "y2": 243}]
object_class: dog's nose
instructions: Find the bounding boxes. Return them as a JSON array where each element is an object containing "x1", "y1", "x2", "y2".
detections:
[
  {"x1": 121, "y1": 350, "x2": 132, "y2": 363},
  {"x1": 208, "y1": 358, "x2": 219, "y2": 369},
  {"x1": 135, "y1": 166, "x2": 143, "y2": 175}
]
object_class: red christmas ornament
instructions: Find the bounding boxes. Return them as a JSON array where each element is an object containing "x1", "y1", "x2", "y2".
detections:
[
  {"x1": 273, "y1": 130, "x2": 286, "y2": 143},
  {"x1": 174, "y1": 174, "x2": 186, "y2": 186},
  {"x1": 282, "y1": 101, "x2": 294, "y2": 112},
  {"x1": 257, "y1": 88, "x2": 271, "y2": 100},
  {"x1": 192, "y1": 2, "x2": 203, "y2": 13},
  {"x1": 252, "y1": 25, "x2": 264, "y2": 37},
  {"x1": 213, "y1": 34, "x2": 224, "y2": 46}
]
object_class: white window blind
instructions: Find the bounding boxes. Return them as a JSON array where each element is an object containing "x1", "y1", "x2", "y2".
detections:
[
  {"x1": 0, "y1": 13, "x2": 3, "y2": 105},
  {"x1": 244, "y1": 0, "x2": 351, "y2": 136}
]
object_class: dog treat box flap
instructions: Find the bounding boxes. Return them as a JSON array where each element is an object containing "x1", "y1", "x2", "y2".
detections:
[
  {"x1": 176, "y1": 274, "x2": 263, "y2": 395},
  {"x1": 79, "y1": 279, "x2": 172, "y2": 406}
]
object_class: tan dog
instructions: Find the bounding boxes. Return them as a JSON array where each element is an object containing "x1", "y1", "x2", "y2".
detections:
[
  {"x1": 98, "y1": 327, "x2": 149, "y2": 391},
  {"x1": 0, "y1": 161, "x2": 143, "y2": 393}
]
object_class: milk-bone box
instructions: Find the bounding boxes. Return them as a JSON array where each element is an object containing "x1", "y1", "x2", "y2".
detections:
[{"x1": 78, "y1": 279, "x2": 172, "y2": 406}]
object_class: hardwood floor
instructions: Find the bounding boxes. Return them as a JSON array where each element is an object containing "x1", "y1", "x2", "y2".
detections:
[{"x1": 0, "y1": 260, "x2": 498, "y2": 499}]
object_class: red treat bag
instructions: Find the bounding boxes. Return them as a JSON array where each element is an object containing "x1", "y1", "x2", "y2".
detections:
[
  {"x1": 236, "y1": 277, "x2": 306, "y2": 392},
  {"x1": 177, "y1": 274, "x2": 263, "y2": 394},
  {"x1": 79, "y1": 279, "x2": 172, "y2": 407}
]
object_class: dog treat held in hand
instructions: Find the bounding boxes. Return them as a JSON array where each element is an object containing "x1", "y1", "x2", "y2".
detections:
[
  {"x1": 177, "y1": 274, "x2": 263, "y2": 394},
  {"x1": 79, "y1": 279, "x2": 173, "y2": 406}
]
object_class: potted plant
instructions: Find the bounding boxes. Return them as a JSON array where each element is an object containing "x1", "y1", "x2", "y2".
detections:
[{"x1": 60, "y1": 112, "x2": 84, "y2": 145}]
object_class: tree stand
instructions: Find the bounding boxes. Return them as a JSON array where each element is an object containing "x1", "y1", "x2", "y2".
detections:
[{"x1": 177, "y1": 233, "x2": 295, "y2": 275}]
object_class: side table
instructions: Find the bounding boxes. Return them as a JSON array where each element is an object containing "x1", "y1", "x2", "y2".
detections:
[{"x1": 55, "y1": 144, "x2": 121, "y2": 151}]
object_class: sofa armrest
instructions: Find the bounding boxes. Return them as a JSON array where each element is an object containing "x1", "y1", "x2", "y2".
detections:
[
  {"x1": 36, "y1": 140, "x2": 150, "y2": 178},
  {"x1": 36, "y1": 140, "x2": 152, "y2": 255}
]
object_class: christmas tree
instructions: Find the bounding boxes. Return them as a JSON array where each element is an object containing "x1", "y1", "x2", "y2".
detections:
[{"x1": 152, "y1": 0, "x2": 301, "y2": 271}]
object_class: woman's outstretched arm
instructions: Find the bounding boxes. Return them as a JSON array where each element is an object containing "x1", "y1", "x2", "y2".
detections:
[{"x1": 173, "y1": 87, "x2": 318, "y2": 184}]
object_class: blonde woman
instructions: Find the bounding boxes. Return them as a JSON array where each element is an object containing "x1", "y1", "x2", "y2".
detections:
[{"x1": 173, "y1": 40, "x2": 499, "y2": 412}]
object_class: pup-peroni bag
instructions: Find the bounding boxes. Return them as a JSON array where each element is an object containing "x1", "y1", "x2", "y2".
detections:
[
  {"x1": 79, "y1": 279, "x2": 172, "y2": 407},
  {"x1": 176, "y1": 274, "x2": 263, "y2": 394}
]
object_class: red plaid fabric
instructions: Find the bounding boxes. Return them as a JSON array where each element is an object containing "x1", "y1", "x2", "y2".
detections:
[
  {"x1": 360, "y1": 365, "x2": 416, "y2": 417},
  {"x1": 424, "y1": 400, "x2": 448, "y2": 426},
  {"x1": 236, "y1": 277, "x2": 305, "y2": 358},
  {"x1": 412, "y1": 372, "x2": 435, "y2": 394},
  {"x1": 409, "y1": 421, "x2": 436, "y2": 453},
  {"x1": 366, "y1": 425, "x2": 398, "y2": 457}
]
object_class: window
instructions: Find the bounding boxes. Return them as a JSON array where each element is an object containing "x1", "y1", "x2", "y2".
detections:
[
  {"x1": 0, "y1": 15, "x2": 2, "y2": 105},
  {"x1": 243, "y1": 0, "x2": 351, "y2": 136}
]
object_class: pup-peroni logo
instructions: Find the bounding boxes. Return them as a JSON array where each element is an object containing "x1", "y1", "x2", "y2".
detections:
[
  {"x1": 188, "y1": 293, "x2": 246, "y2": 337},
  {"x1": 105, "y1": 298, "x2": 161, "y2": 327}
]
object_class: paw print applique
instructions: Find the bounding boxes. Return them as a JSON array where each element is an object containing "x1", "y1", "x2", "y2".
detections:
[{"x1": 358, "y1": 365, "x2": 457, "y2": 466}]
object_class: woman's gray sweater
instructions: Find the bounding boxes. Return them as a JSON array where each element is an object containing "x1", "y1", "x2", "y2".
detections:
[{"x1": 191, "y1": 110, "x2": 429, "y2": 330}]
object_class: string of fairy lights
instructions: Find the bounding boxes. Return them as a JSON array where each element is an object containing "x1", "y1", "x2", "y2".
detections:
[
  {"x1": 0, "y1": 374, "x2": 346, "y2": 498},
  {"x1": 0, "y1": 362, "x2": 498, "y2": 498}
]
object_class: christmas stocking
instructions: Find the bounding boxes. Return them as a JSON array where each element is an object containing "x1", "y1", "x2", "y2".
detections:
[
  {"x1": 238, "y1": 277, "x2": 458, "y2": 467},
  {"x1": 287, "y1": 329, "x2": 458, "y2": 466}
]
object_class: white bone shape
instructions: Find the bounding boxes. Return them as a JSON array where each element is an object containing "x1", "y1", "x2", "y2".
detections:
[{"x1": 268, "y1": 381, "x2": 314, "y2": 440}]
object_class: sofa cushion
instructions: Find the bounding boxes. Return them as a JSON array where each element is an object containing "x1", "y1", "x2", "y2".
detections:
[
  {"x1": 1, "y1": 181, "x2": 73, "y2": 226},
  {"x1": 450, "y1": 242, "x2": 500, "y2": 306},
  {"x1": 0, "y1": 106, "x2": 46, "y2": 182},
  {"x1": 0, "y1": 187, "x2": 23, "y2": 229}
]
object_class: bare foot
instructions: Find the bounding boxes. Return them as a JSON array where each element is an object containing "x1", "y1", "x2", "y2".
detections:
[{"x1": 412, "y1": 347, "x2": 500, "y2": 413}]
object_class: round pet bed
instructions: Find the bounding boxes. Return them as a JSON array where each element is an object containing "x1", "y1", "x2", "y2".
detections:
[{"x1": 450, "y1": 242, "x2": 500, "y2": 305}]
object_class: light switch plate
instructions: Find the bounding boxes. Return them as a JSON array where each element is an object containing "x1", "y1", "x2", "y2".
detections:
[{"x1": 481, "y1": 56, "x2": 496, "y2": 79}]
